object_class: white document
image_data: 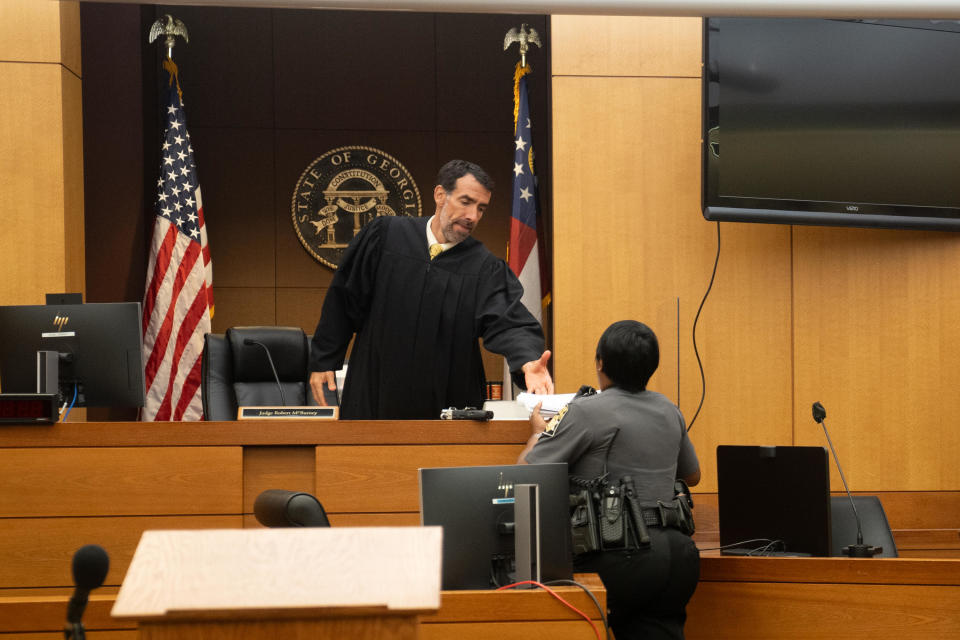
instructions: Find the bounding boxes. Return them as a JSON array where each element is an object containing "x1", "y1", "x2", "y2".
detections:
[{"x1": 515, "y1": 391, "x2": 579, "y2": 416}]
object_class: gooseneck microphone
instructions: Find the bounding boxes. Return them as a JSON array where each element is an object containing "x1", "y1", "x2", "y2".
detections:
[
  {"x1": 65, "y1": 544, "x2": 110, "y2": 640},
  {"x1": 243, "y1": 338, "x2": 286, "y2": 406},
  {"x1": 812, "y1": 402, "x2": 881, "y2": 557}
]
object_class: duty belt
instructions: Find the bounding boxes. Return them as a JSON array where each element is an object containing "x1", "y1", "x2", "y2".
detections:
[{"x1": 641, "y1": 506, "x2": 665, "y2": 527}]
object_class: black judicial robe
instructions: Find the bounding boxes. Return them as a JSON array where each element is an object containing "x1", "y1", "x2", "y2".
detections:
[{"x1": 310, "y1": 216, "x2": 545, "y2": 420}]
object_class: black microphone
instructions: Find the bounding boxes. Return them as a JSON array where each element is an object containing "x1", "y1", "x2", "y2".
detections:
[
  {"x1": 811, "y1": 402, "x2": 881, "y2": 557},
  {"x1": 65, "y1": 544, "x2": 109, "y2": 640},
  {"x1": 243, "y1": 338, "x2": 286, "y2": 406}
]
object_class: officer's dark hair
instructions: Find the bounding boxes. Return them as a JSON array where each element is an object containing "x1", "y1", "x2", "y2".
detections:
[
  {"x1": 595, "y1": 320, "x2": 659, "y2": 392},
  {"x1": 436, "y1": 159, "x2": 495, "y2": 193}
]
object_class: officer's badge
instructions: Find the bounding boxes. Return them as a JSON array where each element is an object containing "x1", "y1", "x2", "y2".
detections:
[
  {"x1": 291, "y1": 146, "x2": 422, "y2": 269},
  {"x1": 541, "y1": 404, "x2": 568, "y2": 437}
]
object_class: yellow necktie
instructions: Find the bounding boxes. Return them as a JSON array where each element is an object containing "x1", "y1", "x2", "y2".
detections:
[{"x1": 429, "y1": 243, "x2": 444, "y2": 260}]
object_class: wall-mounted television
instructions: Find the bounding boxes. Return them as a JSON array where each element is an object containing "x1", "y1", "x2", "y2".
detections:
[{"x1": 703, "y1": 18, "x2": 960, "y2": 231}]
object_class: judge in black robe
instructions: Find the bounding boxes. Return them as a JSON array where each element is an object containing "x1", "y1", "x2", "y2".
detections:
[{"x1": 309, "y1": 160, "x2": 551, "y2": 420}]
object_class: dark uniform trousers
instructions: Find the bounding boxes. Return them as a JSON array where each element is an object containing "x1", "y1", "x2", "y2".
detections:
[{"x1": 574, "y1": 527, "x2": 700, "y2": 640}]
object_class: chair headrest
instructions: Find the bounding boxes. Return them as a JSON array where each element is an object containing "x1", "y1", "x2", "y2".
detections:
[
  {"x1": 226, "y1": 327, "x2": 308, "y2": 382},
  {"x1": 253, "y1": 489, "x2": 330, "y2": 527}
]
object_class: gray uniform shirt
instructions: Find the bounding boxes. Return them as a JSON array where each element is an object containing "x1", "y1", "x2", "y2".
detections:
[{"x1": 525, "y1": 387, "x2": 699, "y2": 507}]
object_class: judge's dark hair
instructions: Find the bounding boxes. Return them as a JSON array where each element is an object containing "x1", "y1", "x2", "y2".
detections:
[
  {"x1": 436, "y1": 159, "x2": 495, "y2": 193},
  {"x1": 596, "y1": 320, "x2": 659, "y2": 392}
]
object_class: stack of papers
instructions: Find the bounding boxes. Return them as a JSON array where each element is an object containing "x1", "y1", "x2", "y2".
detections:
[{"x1": 515, "y1": 392, "x2": 579, "y2": 419}]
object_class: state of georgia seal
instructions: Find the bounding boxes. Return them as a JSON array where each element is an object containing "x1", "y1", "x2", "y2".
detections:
[{"x1": 291, "y1": 146, "x2": 423, "y2": 269}]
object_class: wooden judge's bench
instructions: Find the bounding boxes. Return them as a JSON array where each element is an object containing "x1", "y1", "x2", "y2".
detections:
[{"x1": 0, "y1": 420, "x2": 957, "y2": 639}]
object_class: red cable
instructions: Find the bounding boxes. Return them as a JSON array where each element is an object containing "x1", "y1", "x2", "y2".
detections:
[{"x1": 496, "y1": 580, "x2": 602, "y2": 640}]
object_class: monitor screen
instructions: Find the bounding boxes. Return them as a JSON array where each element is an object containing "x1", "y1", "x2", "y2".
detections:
[
  {"x1": 419, "y1": 463, "x2": 573, "y2": 590},
  {"x1": 0, "y1": 303, "x2": 145, "y2": 409},
  {"x1": 717, "y1": 445, "x2": 832, "y2": 556},
  {"x1": 703, "y1": 18, "x2": 960, "y2": 230}
]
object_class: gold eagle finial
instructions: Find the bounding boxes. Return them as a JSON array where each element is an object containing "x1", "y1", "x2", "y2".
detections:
[
  {"x1": 503, "y1": 23, "x2": 542, "y2": 68},
  {"x1": 148, "y1": 14, "x2": 189, "y2": 60}
]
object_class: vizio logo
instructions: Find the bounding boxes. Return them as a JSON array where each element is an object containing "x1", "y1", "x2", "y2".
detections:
[{"x1": 845, "y1": 205, "x2": 860, "y2": 212}]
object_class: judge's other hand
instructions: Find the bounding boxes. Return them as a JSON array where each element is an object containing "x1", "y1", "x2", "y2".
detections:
[
  {"x1": 529, "y1": 401, "x2": 548, "y2": 435},
  {"x1": 521, "y1": 350, "x2": 554, "y2": 395},
  {"x1": 310, "y1": 371, "x2": 337, "y2": 406}
]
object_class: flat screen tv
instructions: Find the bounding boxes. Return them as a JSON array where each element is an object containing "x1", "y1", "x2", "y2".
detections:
[
  {"x1": 0, "y1": 303, "x2": 145, "y2": 409},
  {"x1": 703, "y1": 18, "x2": 960, "y2": 231}
]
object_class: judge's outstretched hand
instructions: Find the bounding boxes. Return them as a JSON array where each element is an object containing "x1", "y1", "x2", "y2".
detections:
[
  {"x1": 521, "y1": 350, "x2": 554, "y2": 395},
  {"x1": 310, "y1": 371, "x2": 337, "y2": 406}
]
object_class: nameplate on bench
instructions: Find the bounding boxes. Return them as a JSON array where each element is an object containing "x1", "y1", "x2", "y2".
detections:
[{"x1": 237, "y1": 406, "x2": 339, "y2": 420}]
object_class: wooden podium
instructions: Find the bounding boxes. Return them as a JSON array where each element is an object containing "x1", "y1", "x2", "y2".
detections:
[{"x1": 111, "y1": 527, "x2": 442, "y2": 640}]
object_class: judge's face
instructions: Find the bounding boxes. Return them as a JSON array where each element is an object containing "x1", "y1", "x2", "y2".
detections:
[{"x1": 433, "y1": 173, "x2": 491, "y2": 243}]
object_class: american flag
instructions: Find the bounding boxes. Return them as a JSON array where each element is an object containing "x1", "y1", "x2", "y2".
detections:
[
  {"x1": 141, "y1": 59, "x2": 213, "y2": 421},
  {"x1": 504, "y1": 62, "x2": 544, "y2": 399}
]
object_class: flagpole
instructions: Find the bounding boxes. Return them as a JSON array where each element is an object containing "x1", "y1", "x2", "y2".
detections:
[
  {"x1": 503, "y1": 25, "x2": 544, "y2": 402},
  {"x1": 141, "y1": 16, "x2": 214, "y2": 421}
]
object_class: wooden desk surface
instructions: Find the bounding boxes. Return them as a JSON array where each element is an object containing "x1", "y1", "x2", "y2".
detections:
[
  {"x1": 688, "y1": 555, "x2": 960, "y2": 640},
  {"x1": 0, "y1": 419, "x2": 531, "y2": 447},
  {"x1": 0, "y1": 576, "x2": 607, "y2": 638},
  {"x1": 700, "y1": 554, "x2": 960, "y2": 586}
]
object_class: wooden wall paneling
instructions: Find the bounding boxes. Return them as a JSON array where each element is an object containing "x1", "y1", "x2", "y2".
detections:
[
  {"x1": 0, "y1": 0, "x2": 68, "y2": 63},
  {"x1": 551, "y1": 16, "x2": 702, "y2": 78},
  {"x1": 272, "y1": 10, "x2": 436, "y2": 132},
  {"x1": 551, "y1": 76, "x2": 793, "y2": 493},
  {"x1": 435, "y1": 14, "x2": 548, "y2": 135},
  {"x1": 315, "y1": 445, "x2": 522, "y2": 513},
  {"x1": 3, "y1": 578, "x2": 604, "y2": 635},
  {"x1": 245, "y1": 512, "x2": 421, "y2": 528},
  {"x1": 0, "y1": 595, "x2": 132, "y2": 632},
  {"x1": 686, "y1": 582, "x2": 960, "y2": 639},
  {"x1": 242, "y1": 446, "x2": 316, "y2": 515},
  {"x1": 793, "y1": 227, "x2": 960, "y2": 491},
  {"x1": 551, "y1": 75, "x2": 703, "y2": 392},
  {"x1": 59, "y1": 1, "x2": 82, "y2": 77},
  {"x1": 79, "y1": 3, "x2": 147, "y2": 306},
  {"x1": 550, "y1": 17, "x2": 794, "y2": 493},
  {"x1": 866, "y1": 491, "x2": 960, "y2": 530},
  {"x1": 149, "y1": 6, "x2": 274, "y2": 130},
  {"x1": 276, "y1": 287, "x2": 327, "y2": 335},
  {"x1": 0, "y1": 447, "x2": 242, "y2": 517},
  {"x1": 209, "y1": 287, "x2": 277, "y2": 332},
  {"x1": 421, "y1": 621, "x2": 601, "y2": 640},
  {"x1": 0, "y1": 0, "x2": 86, "y2": 306},
  {"x1": 0, "y1": 63, "x2": 68, "y2": 305},
  {"x1": 62, "y1": 65, "x2": 86, "y2": 296},
  {"x1": 0, "y1": 515, "x2": 240, "y2": 589},
  {"x1": 2, "y1": 632, "x2": 136, "y2": 640},
  {"x1": 193, "y1": 128, "x2": 277, "y2": 290},
  {"x1": 685, "y1": 220, "x2": 794, "y2": 460},
  {"x1": 327, "y1": 512, "x2": 421, "y2": 527}
]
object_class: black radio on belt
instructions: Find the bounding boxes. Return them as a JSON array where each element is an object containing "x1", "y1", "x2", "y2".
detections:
[{"x1": 440, "y1": 407, "x2": 494, "y2": 421}]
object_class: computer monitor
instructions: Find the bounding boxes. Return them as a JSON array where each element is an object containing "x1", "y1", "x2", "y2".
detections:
[
  {"x1": 0, "y1": 303, "x2": 145, "y2": 409},
  {"x1": 717, "y1": 445, "x2": 832, "y2": 557},
  {"x1": 419, "y1": 463, "x2": 573, "y2": 590}
]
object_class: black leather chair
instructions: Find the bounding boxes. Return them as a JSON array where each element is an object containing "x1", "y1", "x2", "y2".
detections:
[
  {"x1": 200, "y1": 326, "x2": 316, "y2": 421},
  {"x1": 831, "y1": 495, "x2": 898, "y2": 557},
  {"x1": 253, "y1": 489, "x2": 330, "y2": 527}
]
